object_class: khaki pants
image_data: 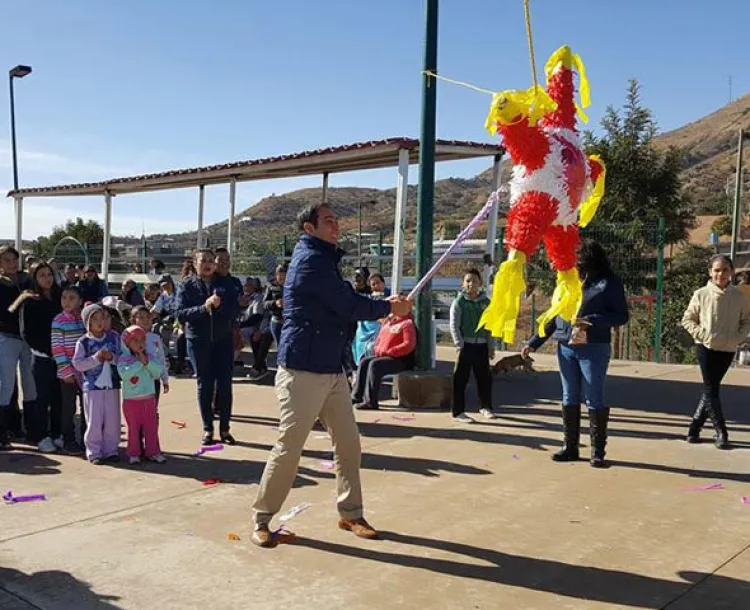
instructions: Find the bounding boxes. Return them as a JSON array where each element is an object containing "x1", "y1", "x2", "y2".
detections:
[{"x1": 252, "y1": 367, "x2": 363, "y2": 526}]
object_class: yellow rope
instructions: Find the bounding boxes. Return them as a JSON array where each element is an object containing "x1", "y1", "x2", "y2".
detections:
[
  {"x1": 523, "y1": 0, "x2": 539, "y2": 91},
  {"x1": 422, "y1": 71, "x2": 495, "y2": 95}
]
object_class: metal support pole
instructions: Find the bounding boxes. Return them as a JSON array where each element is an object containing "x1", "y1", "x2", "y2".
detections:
[
  {"x1": 484, "y1": 153, "x2": 502, "y2": 286},
  {"x1": 14, "y1": 197, "x2": 23, "y2": 253},
  {"x1": 322, "y1": 172, "x2": 329, "y2": 204},
  {"x1": 227, "y1": 178, "x2": 236, "y2": 253},
  {"x1": 730, "y1": 129, "x2": 745, "y2": 262},
  {"x1": 358, "y1": 201, "x2": 363, "y2": 268},
  {"x1": 415, "y1": 0, "x2": 439, "y2": 370},
  {"x1": 377, "y1": 230, "x2": 384, "y2": 274},
  {"x1": 102, "y1": 192, "x2": 113, "y2": 281},
  {"x1": 9, "y1": 74, "x2": 19, "y2": 192},
  {"x1": 653, "y1": 217, "x2": 666, "y2": 363},
  {"x1": 391, "y1": 148, "x2": 410, "y2": 295},
  {"x1": 197, "y1": 185, "x2": 205, "y2": 249}
]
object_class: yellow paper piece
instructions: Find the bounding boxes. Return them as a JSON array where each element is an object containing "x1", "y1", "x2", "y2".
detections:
[
  {"x1": 579, "y1": 155, "x2": 606, "y2": 228},
  {"x1": 537, "y1": 268, "x2": 583, "y2": 336},
  {"x1": 478, "y1": 251, "x2": 527, "y2": 344},
  {"x1": 544, "y1": 45, "x2": 590, "y2": 122},
  {"x1": 485, "y1": 86, "x2": 557, "y2": 134}
]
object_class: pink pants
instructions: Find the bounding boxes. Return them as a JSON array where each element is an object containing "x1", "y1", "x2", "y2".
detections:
[
  {"x1": 123, "y1": 396, "x2": 161, "y2": 458},
  {"x1": 83, "y1": 389, "x2": 121, "y2": 461}
]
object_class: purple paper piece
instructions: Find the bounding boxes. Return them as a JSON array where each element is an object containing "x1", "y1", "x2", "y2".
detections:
[
  {"x1": 320, "y1": 460, "x2": 335, "y2": 471},
  {"x1": 741, "y1": 496, "x2": 750, "y2": 505},
  {"x1": 408, "y1": 188, "x2": 505, "y2": 300},
  {"x1": 512, "y1": 454, "x2": 520, "y2": 460},
  {"x1": 195, "y1": 443, "x2": 224, "y2": 456},
  {"x1": 683, "y1": 482, "x2": 724, "y2": 492},
  {"x1": 3, "y1": 490, "x2": 46, "y2": 504}
]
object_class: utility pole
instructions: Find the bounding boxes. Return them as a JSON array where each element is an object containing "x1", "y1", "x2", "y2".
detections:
[
  {"x1": 414, "y1": 0, "x2": 438, "y2": 370},
  {"x1": 730, "y1": 128, "x2": 745, "y2": 262}
]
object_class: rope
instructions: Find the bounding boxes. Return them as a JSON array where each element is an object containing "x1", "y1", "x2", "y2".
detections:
[
  {"x1": 421, "y1": 71, "x2": 495, "y2": 96},
  {"x1": 523, "y1": 0, "x2": 539, "y2": 91}
]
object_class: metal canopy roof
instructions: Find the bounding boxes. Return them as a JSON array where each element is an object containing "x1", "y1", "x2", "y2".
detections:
[{"x1": 8, "y1": 137, "x2": 504, "y2": 199}]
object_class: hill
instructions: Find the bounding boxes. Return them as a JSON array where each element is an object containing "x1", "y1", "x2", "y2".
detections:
[{"x1": 154, "y1": 95, "x2": 750, "y2": 246}]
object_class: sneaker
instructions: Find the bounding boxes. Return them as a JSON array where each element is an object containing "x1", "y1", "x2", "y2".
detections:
[
  {"x1": 479, "y1": 408, "x2": 498, "y2": 420},
  {"x1": 129, "y1": 456, "x2": 141, "y2": 465},
  {"x1": 148, "y1": 454, "x2": 167, "y2": 464},
  {"x1": 63, "y1": 440, "x2": 85, "y2": 455},
  {"x1": 354, "y1": 402, "x2": 379, "y2": 411},
  {"x1": 105, "y1": 454, "x2": 120, "y2": 463},
  {"x1": 219, "y1": 432, "x2": 236, "y2": 446},
  {"x1": 53, "y1": 437, "x2": 64, "y2": 450},
  {"x1": 338, "y1": 517, "x2": 379, "y2": 540},
  {"x1": 89, "y1": 457, "x2": 103, "y2": 465},
  {"x1": 37, "y1": 437, "x2": 58, "y2": 453},
  {"x1": 0, "y1": 436, "x2": 11, "y2": 451},
  {"x1": 247, "y1": 367, "x2": 270, "y2": 381},
  {"x1": 453, "y1": 413, "x2": 475, "y2": 424},
  {"x1": 251, "y1": 524, "x2": 275, "y2": 548},
  {"x1": 201, "y1": 431, "x2": 215, "y2": 446}
]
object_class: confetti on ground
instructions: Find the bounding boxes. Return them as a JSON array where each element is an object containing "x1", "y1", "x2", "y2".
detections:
[
  {"x1": 202, "y1": 479, "x2": 221, "y2": 486},
  {"x1": 279, "y1": 502, "x2": 312, "y2": 523},
  {"x1": 512, "y1": 454, "x2": 520, "y2": 460},
  {"x1": 170, "y1": 420, "x2": 187, "y2": 428},
  {"x1": 741, "y1": 497, "x2": 750, "y2": 505},
  {"x1": 320, "y1": 461, "x2": 335, "y2": 471},
  {"x1": 392, "y1": 415, "x2": 416, "y2": 422},
  {"x1": 195, "y1": 444, "x2": 224, "y2": 456},
  {"x1": 683, "y1": 482, "x2": 724, "y2": 492},
  {"x1": 372, "y1": 418, "x2": 382, "y2": 424},
  {"x1": 3, "y1": 490, "x2": 47, "y2": 504},
  {"x1": 227, "y1": 533, "x2": 241, "y2": 541}
]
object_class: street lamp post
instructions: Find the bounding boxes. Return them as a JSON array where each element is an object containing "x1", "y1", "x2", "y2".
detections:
[{"x1": 9, "y1": 65, "x2": 32, "y2": 191}]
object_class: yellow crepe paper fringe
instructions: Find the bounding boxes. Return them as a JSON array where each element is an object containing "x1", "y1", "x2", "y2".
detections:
[
  {"x1": 579, "y1": 155, "x2": 606, "y2": 228},
  {"x1": 478, "y1": 251, "x2": 527, "y2": 344},
  {"x1": 537, "y1": 268, "x2": 583, "y2": 337}
]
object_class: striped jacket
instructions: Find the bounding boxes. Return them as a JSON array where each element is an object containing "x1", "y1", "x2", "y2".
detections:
[{"x1": 51, "y1": 311, "x2": 85, "y2": 381}]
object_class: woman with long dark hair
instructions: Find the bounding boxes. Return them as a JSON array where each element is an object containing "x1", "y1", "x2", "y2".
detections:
[
  {"x1": 523, "y1": 239, "x2": 629, "y2": 467},
  {"x1": 0, "y1": 246, "x2": 35, "y2": 449},
  {"x1": 682, "y1": 254, "x2": 750, "y2": 449},
  {"x1": 9, "y1": 262, "x2": 63, "y2": 452}
]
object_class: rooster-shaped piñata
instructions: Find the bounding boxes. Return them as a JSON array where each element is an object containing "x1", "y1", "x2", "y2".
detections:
[{"x1": 478, "y1": 45, "x2": 606, "y2": 344}]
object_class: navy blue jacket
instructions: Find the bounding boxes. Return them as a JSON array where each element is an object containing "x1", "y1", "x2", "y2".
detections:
[
  {"x1": 175, "y1": 273, "x2": 241, "y2": 342},
  {"x1": 529, "y1": 273, "x2": 629, "y2": 350},
  {"x1": 278, "y1": 235, "x2": 391, "y2": 374}
]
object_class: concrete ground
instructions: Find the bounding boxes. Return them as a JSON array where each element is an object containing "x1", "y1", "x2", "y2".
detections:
[{"x1": 1, "y1": 347, "x2": 749, "y2": 610}]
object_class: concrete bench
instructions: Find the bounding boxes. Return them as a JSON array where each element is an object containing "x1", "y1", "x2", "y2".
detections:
[{"x1": 391, "y1": 370, "x2": 453, "y2": 410}]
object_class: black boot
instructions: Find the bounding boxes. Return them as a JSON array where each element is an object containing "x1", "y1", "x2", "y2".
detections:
[
  {"x1": 0, "y1": 408, "x2": 12, "y2": 451},
  {"x1": 686, "y1": 395, "x2": 709, "y2": 443},
  {"x1": 589, "y1": 408, "x2": 610, "y2": 468},
  {"x1": 552, "y1": 404, "x2": 581, "y2": 462},
  {"x1": 705, "y1": 397, "x2": 729, "y2": 450}
]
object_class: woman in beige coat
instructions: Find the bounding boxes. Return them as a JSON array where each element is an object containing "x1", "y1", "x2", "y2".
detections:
[{"x1": 682, "y1": 255, "x2": 750, "y2": 448}]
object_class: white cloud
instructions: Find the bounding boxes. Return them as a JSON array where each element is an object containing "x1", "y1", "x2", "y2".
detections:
[
  {"x1": 0, "y1": 141, "x2": 133, "y2": 179},
  {"x1": 0, "y1": 200, "x2": 196, "y2": 241}
]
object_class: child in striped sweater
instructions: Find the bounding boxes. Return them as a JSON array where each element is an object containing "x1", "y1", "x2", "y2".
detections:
[{"x1": 51, "y1": 286, "x2": 86, "y2": 454}]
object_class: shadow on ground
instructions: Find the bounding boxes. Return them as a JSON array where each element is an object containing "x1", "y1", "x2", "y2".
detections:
[{"x1": 294, "y1": 532, "x2": 748, "y2": 610}]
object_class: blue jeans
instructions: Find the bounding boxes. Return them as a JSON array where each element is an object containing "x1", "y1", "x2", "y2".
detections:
[
  {"x1": 0, "y1": 334, "x2": 36, "y2": 407},
  {"x1": 270, "y1": 320, "x2": 282, "y2": 348},
  {"x1": 557, "y1": 342, "x2": 611, "y2": 410},
  {"x1": 187, "y1": 335, "x2": 234, "y2": 433}
]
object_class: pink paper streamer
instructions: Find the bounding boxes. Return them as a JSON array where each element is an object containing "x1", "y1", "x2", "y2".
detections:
[
  {"x1": 195, "y1": 444, "x2": 224, "y2": 456},
  {"x1": 683, "y1": 482, "x2": 724, "y2": 492},
  {"x1": 407, "y1": 188, "x2": 505, "y2": 300},
  {"x1": 741, "y1": 496, "x2": 750, "y2": 505},
  {"x1": 320, "y1": 460, "x2": 335, "y2": 471},
  {"x1": 392, "y1": 415, "x2": 416, "y2": 422},
  {"x1": 3, "y1": 490, "x2": 46, "y2": 504}
]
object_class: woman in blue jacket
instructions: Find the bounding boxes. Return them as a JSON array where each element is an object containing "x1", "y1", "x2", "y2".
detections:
[{"x1": 522, "y1": 240, "x2": 629, "y2": 468}]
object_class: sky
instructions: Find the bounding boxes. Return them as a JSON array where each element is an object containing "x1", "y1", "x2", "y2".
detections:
[{"x1": 1, "y1": 0, "x2": 749, "y2": 240}]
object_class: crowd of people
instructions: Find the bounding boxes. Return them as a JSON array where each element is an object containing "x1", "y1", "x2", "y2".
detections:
[{"x1": 3, "y1": 203, "x2": 750, "y2": 546}]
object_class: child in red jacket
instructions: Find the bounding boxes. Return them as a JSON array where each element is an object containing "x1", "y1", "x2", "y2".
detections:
[{"x1": 352, "y1": 314, "x2": 416, "y2": 411}]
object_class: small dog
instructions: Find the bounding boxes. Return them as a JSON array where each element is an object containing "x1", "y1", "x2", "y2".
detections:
[{"x1": 492, "y1": 353, "x2": 535, "y2": 376}]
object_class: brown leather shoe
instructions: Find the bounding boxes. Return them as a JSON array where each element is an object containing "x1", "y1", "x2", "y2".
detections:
[
  {"x1": 338, "y1": 517, "x2": 379, "y2": 539},
  {"x1": 251, "y1": 525, "x2": 276, "y2": 548}
]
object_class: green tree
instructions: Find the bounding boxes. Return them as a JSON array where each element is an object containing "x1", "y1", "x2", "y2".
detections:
[
  {"x1": 585, "y1": 79, "x2": 695, "y2": 246},
  {"x1": 710, "y1": 215, "x2": 733, "y2": 237},
  {"x1": 35, "y1": 218, "x2": 105, "y2": 256}
]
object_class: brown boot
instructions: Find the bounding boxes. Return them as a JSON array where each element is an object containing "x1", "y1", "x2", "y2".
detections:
[
  {"x1": 338, "y1": 517, "x2": 379, "y2": 539},
  {"x1": 251, "y1": 524, "x2": 276, "y2": 548}
]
